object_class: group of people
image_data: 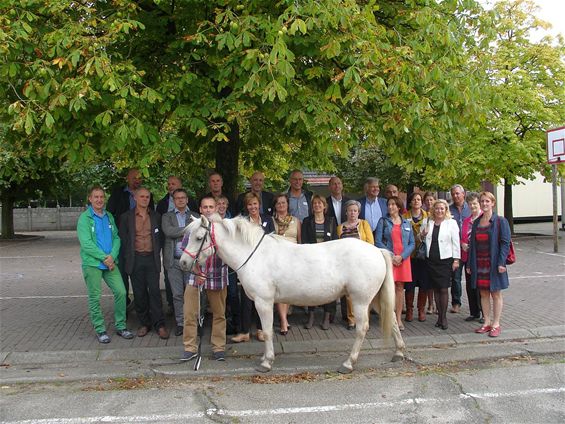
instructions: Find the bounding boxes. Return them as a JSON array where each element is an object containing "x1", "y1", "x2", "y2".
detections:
[{"x1": 77, "y1": 169, "x2": 512, "y2": 363}]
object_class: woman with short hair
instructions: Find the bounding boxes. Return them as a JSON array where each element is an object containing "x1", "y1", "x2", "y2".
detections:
[
  {"x1": 231, "y1": 192, "x2": 275, "y2": 343},
  {"x1": 376, "y1": 196, "x2": 415, "y2": 330},
  {"x1": 337, "y1": 199, "x2": 374, "y2": 330},
  {"x1": 301, "y1": 195, "x2": 338, "y2": 330},
  {"x1": 461, "y1": 192, "x2": 483, "y2": 322}
]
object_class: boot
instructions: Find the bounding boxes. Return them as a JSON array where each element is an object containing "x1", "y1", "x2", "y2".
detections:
[
  {"x1": 417, "y1": 290, "x2": 427, "y2": 322},
  {"x1": 405, "y1": 291, "x2": 415, "y2": 322},
  {"x1": 304, "y1": 311, "x2": 315, "y2": 329},
  {"x1": 321, "y1": 312, "x2": 331, "y2": 330}
]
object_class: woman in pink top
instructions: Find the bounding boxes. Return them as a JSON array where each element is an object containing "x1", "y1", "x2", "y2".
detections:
[{"x1": 462, "y1": 192, "x2": 483, "y2": 322}]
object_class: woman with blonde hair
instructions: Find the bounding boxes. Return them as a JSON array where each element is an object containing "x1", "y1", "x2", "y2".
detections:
[
  {"x1": 424, "y1": 199, "x2": 460, "y2": 330},
  {"x1": 468, "y1": 192, "x2": 511, "y2": 337}
]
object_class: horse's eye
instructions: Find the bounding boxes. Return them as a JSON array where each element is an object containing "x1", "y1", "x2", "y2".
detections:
[{"x1": 196, "y1": 236, "x2": 203, "y2": 241}]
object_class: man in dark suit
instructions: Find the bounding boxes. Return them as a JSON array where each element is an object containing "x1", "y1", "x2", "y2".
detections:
[
  {"x1": 358, "y1": 177, "x2": 388, "y2": 232},
  {"x1": 235, "y1": 171, "x2": 274, "y2": 216},
  {"x1": 107, "y1": 168, "x2": 154, "y2": 307},
  {"x1": 119, "y1": 187, "x2": 168, "y2": 339},
  {"x1": 326, "y1": 176, "x2": 350, "y2": 226}
]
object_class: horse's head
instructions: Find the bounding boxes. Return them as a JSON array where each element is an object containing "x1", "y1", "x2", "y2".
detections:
[{"x1": 179, "y1": 215, "x2": 216, "y2": 272}]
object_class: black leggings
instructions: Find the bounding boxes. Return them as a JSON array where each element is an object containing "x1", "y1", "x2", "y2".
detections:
[{"x1": 434, "y1": 288, "x2": 449, "y2": 327}]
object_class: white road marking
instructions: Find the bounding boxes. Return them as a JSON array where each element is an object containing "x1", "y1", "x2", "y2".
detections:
[
  {"x1": 511, "y1": 274, "x2": 565, "y2": 280},
  {"x1": 0, "y1": 256, "x2": 55, "y2": 259},
  {"x1": 0, "y1": 295, "x2": 112, "y2": 300},
  {"x1": 3, "y1": 387, "x2": 564, "y2": 423},
  {"x1": 537, "y1": 251, "x2": 565, "y2": 258}
]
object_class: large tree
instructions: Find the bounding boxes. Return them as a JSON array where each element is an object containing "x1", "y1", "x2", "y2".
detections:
[
  {"x1": 2, "y1": 0, "x2": 490, "y2": 236},
  {"x1": 478, "y1": 0, "x2": 565, "y2": 229}
]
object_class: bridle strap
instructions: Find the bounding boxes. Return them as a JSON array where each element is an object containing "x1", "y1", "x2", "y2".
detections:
[{"x1": 183, "y1": 222, "x2": 269, "y2": 281}]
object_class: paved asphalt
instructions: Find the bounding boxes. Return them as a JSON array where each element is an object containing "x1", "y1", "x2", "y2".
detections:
[{"x1": 0, "y1": 223, "x2": 563, "y2": 384}]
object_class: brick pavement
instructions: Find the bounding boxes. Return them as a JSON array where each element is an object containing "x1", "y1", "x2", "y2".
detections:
[{"x1": 1, "y1": 226, "x2": 564, "y2": 354}]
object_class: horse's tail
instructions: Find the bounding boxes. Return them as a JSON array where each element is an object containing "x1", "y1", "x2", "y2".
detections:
[{"x1": 375, "y1": 248, "x2": 395, "y2": 340}]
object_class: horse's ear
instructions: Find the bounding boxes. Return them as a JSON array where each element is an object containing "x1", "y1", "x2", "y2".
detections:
[{"x1": 201, "y1": 215, "x2": 210, "y2": 228}]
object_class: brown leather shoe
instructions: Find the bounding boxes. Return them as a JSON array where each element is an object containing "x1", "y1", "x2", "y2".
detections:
[
  {"x1": 230, "y1": 333, "x2": 250, "y2": 343},
  {"x1": 137, "y1": 326, "x2": 149, "y2": 337},
  {"x1": 157, "y1": 326, "x2": 169, "y2": 340}
]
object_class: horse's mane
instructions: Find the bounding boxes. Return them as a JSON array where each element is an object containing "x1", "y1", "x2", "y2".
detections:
[
  {"x1": 185, "y1": 214, "x2": 270, "y2": 247},
  {"x1": 223, "y1": 216, "x2": 267, "y2": 246}
]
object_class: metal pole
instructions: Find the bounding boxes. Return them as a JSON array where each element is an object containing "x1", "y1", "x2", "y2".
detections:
[
  {"x1": 561, "y1": 177, "x2": 565, "y2": 231},
  {"x1": 552, "y1": 165, "x2": 558, "y2": 253}
]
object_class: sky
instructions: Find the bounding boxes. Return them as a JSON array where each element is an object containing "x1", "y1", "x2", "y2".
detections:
[
  {"x1": 529, "y1": 0, "x2": 565, "y2": 38},
  {"x1": 482, "y1": 0, "x2": 565, "y2": 39}
]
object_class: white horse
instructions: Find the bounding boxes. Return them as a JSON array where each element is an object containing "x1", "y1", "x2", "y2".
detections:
[{"x1": 180, "y1": 214, "x2": 405, "y2": 373}]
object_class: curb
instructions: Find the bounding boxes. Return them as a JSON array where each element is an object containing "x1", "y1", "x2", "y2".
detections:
[{"x1": 1, "y1": 325, "x2": 564, "y2": 384}]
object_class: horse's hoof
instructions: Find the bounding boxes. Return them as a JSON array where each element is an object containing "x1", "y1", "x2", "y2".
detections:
[
  {"x1": 255, "y1": 364, "x2": 271, "y2": 373},
  {"x1": 337, "y1": 365, "x2": 353, "y2": 374},
  {"x1": 391, "y1": 354, "x2": 404, "y2": 362}
]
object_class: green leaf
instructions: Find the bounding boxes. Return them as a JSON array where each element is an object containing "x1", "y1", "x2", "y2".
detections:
[{"x1": 45, "y1": 112, "x2": 55, "y2": 129}]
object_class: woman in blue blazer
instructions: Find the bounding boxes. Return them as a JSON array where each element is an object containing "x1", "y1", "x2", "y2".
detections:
[
  {"x1": 375, "y1": 196, "x2": 415, "y2": 330},
  {"x1": 468, "y1": 192, "x2": 511, "y2": 338}
]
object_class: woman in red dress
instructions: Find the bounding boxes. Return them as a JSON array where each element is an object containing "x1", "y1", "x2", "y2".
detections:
[{"x1": 375, "y1": 197, "x2": 415, "y2": 330}]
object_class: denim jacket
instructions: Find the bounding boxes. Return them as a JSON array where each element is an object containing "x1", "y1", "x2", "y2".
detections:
[{"x1": 375, "y1": 216, "x2": 415, "y2": 260}]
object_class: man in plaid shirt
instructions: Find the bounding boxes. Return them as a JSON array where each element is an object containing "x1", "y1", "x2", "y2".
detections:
[{"x1": 180, "y1": 195, "x2": 228, "y2": 362}]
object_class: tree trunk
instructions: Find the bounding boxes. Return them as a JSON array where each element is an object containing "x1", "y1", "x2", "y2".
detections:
[
  {"x1": 503, "y1": 178, "x2": 514, "y2": 234},
  {"x1": 215, "y1": 122, "x2": 240, "y2": 202},
  {"x1": 1, "y1": 189, "x2": 15, "y2": 239}
]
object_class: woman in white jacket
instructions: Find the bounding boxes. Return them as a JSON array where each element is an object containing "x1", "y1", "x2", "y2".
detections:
[{"x1": 424, "y1": 199, "x2": 461, "y2": 330}]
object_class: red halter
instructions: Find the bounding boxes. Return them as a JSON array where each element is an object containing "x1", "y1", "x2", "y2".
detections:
[{"x1": 183, "y1": 222, "x2": 216, "y2": 260}]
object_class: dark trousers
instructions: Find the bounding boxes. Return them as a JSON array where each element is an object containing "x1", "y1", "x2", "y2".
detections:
[
  {"x1": 465, "y1": 265, "x2": 481, "y2": 317},
  {"x1": 450, "y1": 265, "x2": 463, "y2": 306},
  {"x1": 163, "y1": 268, "x2": 174, "y2": 309},
  {"x1": 240, "y1": 287, "x2": 261, "y2": 333},
  {"x1": 117, "y1": 253, "x2": 131, "y2": 304},
  {"x1": 130, "y1": 253, "x2": 165, "y2": 330},
  {"x1": 227, "y1": 273, "x2": 241, "y2": 332}
]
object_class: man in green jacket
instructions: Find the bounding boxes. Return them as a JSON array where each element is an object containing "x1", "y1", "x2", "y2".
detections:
[{"x1": 77, "y1": 185, "x2": 134, "y2": 343}]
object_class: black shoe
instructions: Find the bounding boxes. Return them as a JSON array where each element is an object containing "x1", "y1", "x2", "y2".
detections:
[
  {"x1": 175, "y1": 325, "x2": 183, "y2": 337},
  {"x1": 465, "y1": 315, "x2": 480, "y2": 322},
  {"x1": 441, "y1": 324, "x2": 448, "y2": 330},
  {"x1": 213, "y1": 351, "x2": 225, "y2": 361},
  {"x1": 479, "y1": 317, "x2": 485, "y2": 324},
  {"x1": 180, "y1": 351, "x2": 197, "y2": 362}
]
